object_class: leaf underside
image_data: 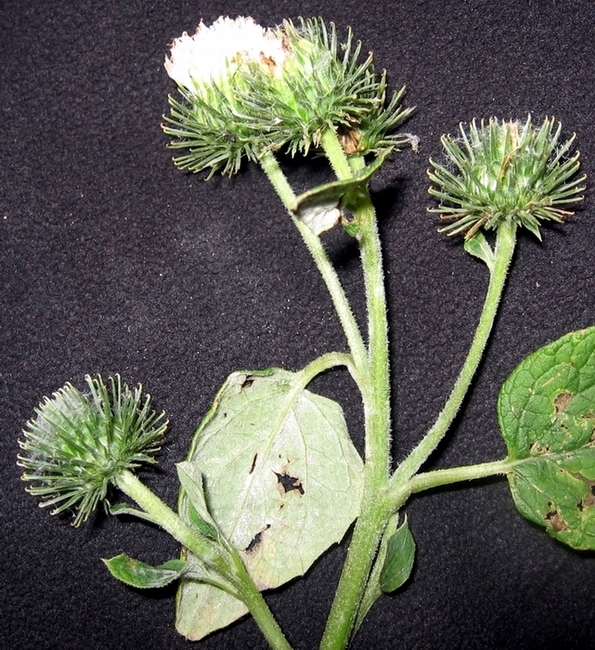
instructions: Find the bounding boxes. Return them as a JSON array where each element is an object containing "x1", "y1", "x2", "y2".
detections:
[
  {"x1": 104, "y1": 554, "x2": 187, "y2": 589},
  {"x1": 498, "y1": 326, "x2": 595, "y2": 549},
  {"x1": 176, "y1": 368, "x2": 363, "y2": 640},
  {"x1": 291, "y1": 148, "x2": 390, "y2": 234}
]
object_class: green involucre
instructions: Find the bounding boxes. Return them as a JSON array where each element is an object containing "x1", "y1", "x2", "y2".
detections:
[
  {"x1": 252, "y1": 18, "x2": 413, "y2": 157},
  {"x1": 18, "y1": 374, "x2": 167, "y2": 526},
  {"x1": 428, "y1": 115, "x2": 586, "y2": 239},
  {"x1": 163, "y1": 17, "x2": 412, "y2": 177}
]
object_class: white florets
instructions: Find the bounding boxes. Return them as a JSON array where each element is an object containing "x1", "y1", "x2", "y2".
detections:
[{"x1": 165, "y1": 16, "x2": 287, "y2": 91}]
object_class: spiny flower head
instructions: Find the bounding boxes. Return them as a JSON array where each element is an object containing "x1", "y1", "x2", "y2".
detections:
[
  {"x1": 162, "y1": 16, "x2": 412, "y2": 177},
  {"x1": 428, "y1": 116, "x2": 586, "y2": 239},
  {"x1": 18, "y1": 375, "x2": 167, "y2": 526}
]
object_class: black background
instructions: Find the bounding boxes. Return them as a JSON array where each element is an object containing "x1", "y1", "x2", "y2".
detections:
[{"x1": 2, "y1": 1, "x2": 594, "y2": 649}]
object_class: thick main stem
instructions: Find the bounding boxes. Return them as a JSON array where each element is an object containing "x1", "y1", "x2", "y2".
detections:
[
  {"x1": 319, "y1": 131, "x2": 393, "y2": 650},
  {"x1": 115, "y1": 470, "x2": 292, "y2": 650},
  {"x1": 390, "y1": 220, "x2": 518, "y2": 490}
]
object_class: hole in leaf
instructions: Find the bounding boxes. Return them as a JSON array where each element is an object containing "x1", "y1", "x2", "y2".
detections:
[
  {"x1": 274, "y1": 471, "x2": 304, "y2": 496},
  {"x1": 545, "y1": 504, "x2": 568, "y2": 532},
  {"x1": 248, "y1": 454, "x2": 258, "y2": 474},
  {"x1": 240, "y1": 376, "x2": 255, "y2": 390},
  {"x1": 244, "y1": 524, "x2": 271, "y2": 553},
  {"x1": 529, "y1": 441, "x2": 550, "y2": 454},
  {"x1": 577, "y1": 482, "x2": 595, "y2": 512}
]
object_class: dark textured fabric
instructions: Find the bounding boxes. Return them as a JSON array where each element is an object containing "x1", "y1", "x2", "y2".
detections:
[{"x1": 2, "y1": 2, "x2": 594, "y2": 649}]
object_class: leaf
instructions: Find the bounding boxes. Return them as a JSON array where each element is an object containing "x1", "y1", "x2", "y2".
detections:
[
  {"x1": 498, "y1": 326, "x2": 595, "y2": 549},
  {"x1": 379, "y1": 516, "x2": 416, "y2": 593},
  {"x1": 291, "y1": 149, "x2": 391, "y2": 234},
  {"x1": 176, "y1": 462, "x2": 220, "y2": 541},
  {"x1": 108, "y1": 502, "x2": 160, "y2": 525},
  {"x1": 463, "y1": 232, "x2": 495, "y2": 272},
  {"x1": 104, "y1": 554, "x2": 187, "y2": 589},
  {"x1": 176, "y1": 368, "x2": 364, "y2": 640}
]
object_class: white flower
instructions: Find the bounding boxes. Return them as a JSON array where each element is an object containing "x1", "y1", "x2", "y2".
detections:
[{"x1": 164, "y1": 16, "x2": 287, "y2": 93}]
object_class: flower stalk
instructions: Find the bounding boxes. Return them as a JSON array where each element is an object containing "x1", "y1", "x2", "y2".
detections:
[
  {"x1": 317, "y1": 128, "x2": 393, "y2": 650},
  {"x1": 259, "y1": 149, "x2": 369, "y2": 375},
  {"x1": 18, "y1": 374, "x2": 293, "y2": 650},
  {"x1": 390, "y1": 219, "x2": 518, "y2": 489}
]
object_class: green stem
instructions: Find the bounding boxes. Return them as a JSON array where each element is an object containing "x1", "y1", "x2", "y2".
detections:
[
  {"x1": 320, "y1": 128, "x2": 355, "y2": 178},
  {"x1": 390, "y1": 220, "x2": 518, "y2": 489},
  {"x1": 115, "y1": 470, "x2": 292, "y2": 650},
  {"x1": 231, "y1": 561, "x2": 294, "y2": 650},
  {"x1": 388, "y1": 458, "x2": 520, "y2": 512},
  {"x1": 318, "y1": 129, "x2": 393, "y2": 650},
  {"x1": 115, "y1": 470, "x2": 222, "y2": 562},
  {"x1": 259, "y1": 149, "x2": 368, "y2": 374},
  {"x1": 388, "y1": 457, "x2": 520, "y2": 507},
  {"x1": 409, "y1": 457, "x2": 518, "y2": 494},
  {"x1": 299, "y1": 351, "x2": 359, "y2": 387}
]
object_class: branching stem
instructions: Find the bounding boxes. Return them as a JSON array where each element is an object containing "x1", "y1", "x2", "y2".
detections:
[
  {"x1": 318, "y1": 129, "x2": 393, "y2": 650},
  {"x1": 115, "y1": 470, "x2": 293, "y2": 650},
  {"x1": 390, "y1": 220, "x2": 517, "y2": 489}
]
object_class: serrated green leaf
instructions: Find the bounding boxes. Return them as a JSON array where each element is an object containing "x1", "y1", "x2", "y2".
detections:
[
  {"x1": 463, "y1": 232, "x2": 495, "y2": 272},
  {"x1": 498, "y1": 326, "x2": 595, "y2": 549},
  {"x1": 104, "y1": 554, "x2": 187, "y2": 589},
  {"x1": 379, "y1": 516, "x2": 416, "y2": 593},
  {"x1": 176, "y1": 367, "x2": 363, "y2": 640}
]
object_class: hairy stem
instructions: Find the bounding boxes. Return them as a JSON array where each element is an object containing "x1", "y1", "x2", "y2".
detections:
[
  {"x1": 318, "y1": 129, "x2": 393, "y2": 650},
  {"x1": 115, "y1": 470, "x2": 292, "y2": 650},
  {"x1": 116, "y1": 470, "x2": 222, "y2": 562},
  {"x1": 409, "y1": 457, "x2": 518, "y2": 493},
  {"x1": 390, "y1": 219, "x2": 518, "y2": 489},
  {"x1": 259, "y1": 150, "x2": 369, "y2": 374},
  {"x1": 388, "y1": 457, "x2": 520, "y2": 507}
]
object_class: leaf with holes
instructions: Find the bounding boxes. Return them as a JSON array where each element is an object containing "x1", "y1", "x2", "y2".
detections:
[
  {"x1": 175, "y1": 367, "x2": 364, "y2": 640},
  {"x1": 498, "y1": 326, "x2": 595, "y2": 549}
]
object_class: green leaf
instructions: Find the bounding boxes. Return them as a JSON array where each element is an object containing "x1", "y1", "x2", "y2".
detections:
[
  {"x1": 463, "y1": 232, "x2": 495, "y2": 272},
  {"x1": 104, "y1": 554, "x2": 187, "y2": 589},
  {"x1": 108, "y1": 502, "x2": 159, "y2": 525},
  {"x1": 498, "y1": 326, "x2": 595, "y2": 549},
  {"x1": 176, "y1": 462, "x2": 220, "y2": 541},
  {"x1": 379, "y1": 516, "x2": 416, "y2": 593},
  {"x1": 291, "y1": 149, "x2": 390, "y2": 235},
  {"x1": 176, "y1": 367, "x2": 364, "y2": 640}
]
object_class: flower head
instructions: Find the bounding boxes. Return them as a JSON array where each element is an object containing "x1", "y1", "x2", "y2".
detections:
[
  {"x1": 428, "y1": 116, "x2": 586, "y2": 239},
  {"x1": 162, "y1": 16, "x2": 412, "y2": 177},
  {"x1": 165, "y1": 16, "x2": 287, "y2": 94},
  {"x1": 18, "y1": 375, "x2": 167, "y2": 526}
]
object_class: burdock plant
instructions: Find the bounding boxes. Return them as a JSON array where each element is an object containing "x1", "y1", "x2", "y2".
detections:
[{"x1": 18, "y1": 14, "x2": 593, "y2": 650}]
